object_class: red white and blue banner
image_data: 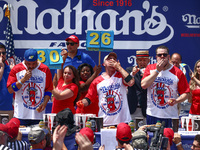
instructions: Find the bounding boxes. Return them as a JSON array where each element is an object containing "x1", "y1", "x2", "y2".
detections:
[{"x1": 0, "y1": 0, "x2": 200, "y2": 70}]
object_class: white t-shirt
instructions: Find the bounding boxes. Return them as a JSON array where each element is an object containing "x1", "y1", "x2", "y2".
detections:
[
  {"x1": 142, "y1": 64, "x2": 189, "y2": 119},
  {"x1": 7, "y1": 61, "x2": 53, "y2": 120},
  {"x1": 86, "y1": 71, "x2": 131, "y2": 126}
]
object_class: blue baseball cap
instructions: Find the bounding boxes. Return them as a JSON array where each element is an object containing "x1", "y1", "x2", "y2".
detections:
[{"x1": 24, "y1": 49, "x2": 38, "y2": 62}]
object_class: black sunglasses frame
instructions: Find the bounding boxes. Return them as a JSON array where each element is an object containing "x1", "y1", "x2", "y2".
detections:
[
  {"x1": 0, "y1": 52, "x2": 6, "y2": 55},
  {"x1": 66, "y1": 42, "x2": 77, "y2": 46},
  {"x1": 156, "y1": 53, "x2": 168, "y2": 57}
]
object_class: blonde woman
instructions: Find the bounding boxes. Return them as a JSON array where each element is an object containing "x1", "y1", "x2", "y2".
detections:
[{"x1": 189, "y1": 59, "x2": 200, "y2": 116}]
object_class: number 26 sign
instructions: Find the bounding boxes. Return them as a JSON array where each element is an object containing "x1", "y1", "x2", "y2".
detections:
[
  {"x1": 86, "y1": 30, "x2": 114, "y2": 52},
  {"x1": 36, "y1": 49, "x2": 63, "y2": 69}
]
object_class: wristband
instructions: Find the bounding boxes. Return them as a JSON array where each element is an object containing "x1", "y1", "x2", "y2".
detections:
[
  {"x1": 176, "y1": 142, "x2": 182, "y2": 146},
  {"x1": 124, "y1": 74, "x2": 133, "y2": 83},
  {"x1": 85, "y1": 97, "x2": 91, "y2": 105},
  {"x1": 130, "y1": 72, "x2": 134, "y2": 77},
  {"x1": 44, "y1": 91, "x2": 52, "y2": 98},
  {"x1": 12, "y1": 82, "x2": 20, "y2": 92},
  {"x1": 155, "y1": 69, "x2": 160, "y2": 73},
  {"x1": 18, "y1": 80, "x2": 23, "y2": 85}
]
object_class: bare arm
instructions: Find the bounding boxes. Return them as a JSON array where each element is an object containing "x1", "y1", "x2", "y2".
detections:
[
  {"x1": 53, "y1": 73, "x2": 58, "y2": 88},
  {"x1": 188, "y1": 92, "x2": 192, "y2": 103},
  {"x1": 130, "y1": 65, "x2": 140, "y2": 76},
  {"x1": 173, "y1": 133, "x2": 184, "y2": 150},
  {"x1": 36, "y1": 92, "x2": 51, "y2": 112},
  {"x1": 52, "y1": 88, "x2": 74, "y2": 100},
  {"x1": 190, "y1": 72, "x2": 200, "y2": 87},
  {"x1": 141, "y1": 59, "x2": 167, "y2": 89},
  {"x1": 53, "y1": 125, "x2": 68, "y2": 150},
  {"x1": 168, "y1": 93, "x2": 189, "y2": 106},
  {"x1": 192, "y1": 77, "x2": 200, "y2": 86},
  {"x1": 80, "y1": 65, "x2": 101, "y2": 92},
  {"x1": 53, "y1": 49, "x2": 68, "y2": 88},
  {"x1": 141, "y1": 70, "x2": 159, "y2": 89},
  {"x1": 114, "y1": 60, "x2": 135, "y2": 86},
  {"x1": 61, "y1": 143, "x2": 68, "y2": 150},
  {"x1": 8, "y1": 69, "x2": 32, "y2": 94}
]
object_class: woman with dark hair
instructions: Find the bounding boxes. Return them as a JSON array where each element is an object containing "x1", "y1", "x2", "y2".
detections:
[
  {"x1": 51, "y1": 65, "x2": 80, "y2": 114},
  {"x1": 188, "y1": 59, "x2": 200, "y2": 116},
  {"x1": 76, "y1": 63, "x2": 101, "y2": 115}
]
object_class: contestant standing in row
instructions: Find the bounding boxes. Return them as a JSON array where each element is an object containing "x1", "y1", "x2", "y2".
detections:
[
  {"x1": 141, "y1": 45, "x2": 190, "y2": 127},
  {"x1": 7, "y1": 49, "x2": 53, "y2": 126},
  {"x1": 77, "y1": 52, "x2": 135, "y2": 126}
]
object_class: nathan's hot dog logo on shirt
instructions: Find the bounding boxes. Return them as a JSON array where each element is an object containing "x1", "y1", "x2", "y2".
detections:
[
  {"x1": 100, "y1": 85, "x2": 123, "y2": 116},
  {"x1": 20, "y1": 75, "x2": 44, "y2": 110},
  {"x1": 151, "y1": 77, "x2": 173, "y2": 109},
  {"x1": 22, "y1": 82, "x2": 43, "y2": 109}
]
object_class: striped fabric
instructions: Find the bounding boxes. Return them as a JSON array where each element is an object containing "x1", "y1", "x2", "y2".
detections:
[
  {"x1": 8, "y1": 141, "x2": 30, "y2": 150},
  {"x1": 0, "y1": 144, "x2": 12, "y2": 150}
]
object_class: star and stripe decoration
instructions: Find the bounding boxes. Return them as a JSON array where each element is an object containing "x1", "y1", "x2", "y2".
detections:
[{"x1": 4, "y1": 4, "x2": 15, "y2": 65}]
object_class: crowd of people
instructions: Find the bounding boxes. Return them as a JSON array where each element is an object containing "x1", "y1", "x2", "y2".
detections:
[{"x1": 0, "y1": 34, "x2": 200, "y2": 149}]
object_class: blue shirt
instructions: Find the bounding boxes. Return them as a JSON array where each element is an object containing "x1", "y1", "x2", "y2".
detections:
[
  {"x1": 0, "y1": 64, "x2": 13, "y2": 110},
  {"x1": 63, "y1": 50, "x2": 96, "y2": 69}
]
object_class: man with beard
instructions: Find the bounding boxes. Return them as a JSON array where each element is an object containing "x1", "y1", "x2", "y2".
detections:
[
  {"x1": 141, "y1": 45, "x2": 189, "y2": 127},
  {"x1": 7, "y1": 49, "x2": 53, "y2": 126}
]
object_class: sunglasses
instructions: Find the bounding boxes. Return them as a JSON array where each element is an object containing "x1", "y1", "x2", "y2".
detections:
[
  {"x1": 66, "y1": 42, "x2": 77, "y2": 46},
  {"x1": 156, "y1": 53, "x2": 168, "y2": 57},
  {"x1": 0, "y1": 52, "x2": 6, "y2": 55}
]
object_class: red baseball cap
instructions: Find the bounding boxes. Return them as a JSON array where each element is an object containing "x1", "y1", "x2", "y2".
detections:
[
  {"x1": 0, "y1": 124, "x2": 8, "y2": 133},
  {"x1": 6, "y1": 118, "x2": 20, "y2": 139},
  {"x1": 65, "y1": 35, "x2": 79, "y2": 44},
  {"x1": 79, "y1": 127, "x2": 94, "y2": 143},
  {"x1": 164, "y1": 128, "x2": 174, "y2": 146},
  {"x1": 116, "y1": 123, "x2": 132, "y2": 142}
]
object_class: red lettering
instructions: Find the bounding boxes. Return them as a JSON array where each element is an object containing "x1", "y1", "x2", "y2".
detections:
[
  {"x1": 181, "y1": 33, "x2": 200, "y2": 37},
  {"x1": 93, "y1": 0, "x2": 114, "y2": 6},
  {"x1": 93, "y1": 0, "x2": 97, "y2": 6}
]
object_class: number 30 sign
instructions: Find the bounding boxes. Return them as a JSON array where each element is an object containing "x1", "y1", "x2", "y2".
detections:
[
  {"x1": 36, "y1": 49, "x2": 63, "y2": 69},
  {"x1": 86, "y1": 30, "x2": 114, "y2": 52}
]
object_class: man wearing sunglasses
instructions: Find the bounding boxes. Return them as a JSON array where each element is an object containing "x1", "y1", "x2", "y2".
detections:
[
  {"x1": 53, "y1": 35, "x2": 96, "y2": 87},
  {"x1": 141, "y1": 45, "x2": 189, "y2": 128},
  {"x1": 0, "y1": 43, "x2": 14, "y2": 121}
]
